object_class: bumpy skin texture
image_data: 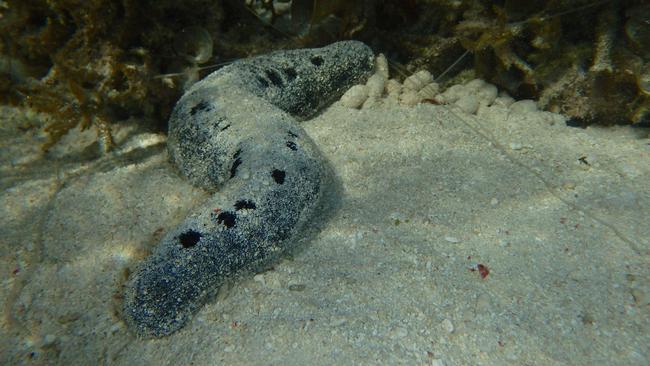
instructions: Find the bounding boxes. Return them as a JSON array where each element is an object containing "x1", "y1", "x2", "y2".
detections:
[{"x1": 123, "y1": 41, "x2": 375, "y2": 337}]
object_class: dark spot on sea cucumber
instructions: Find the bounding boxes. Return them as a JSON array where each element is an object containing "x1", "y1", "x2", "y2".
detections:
[
  {"x1": 265, "y1": 69, "x2": 283, "y2": 87},
  {"x1": 230, "y1": 149, "x2": 242, "y2": 178},
  {"x1": 234, "y1": 199, "x2": 256, "y2": 210},
  {"x1": 179, "y1": 230, "x2": 202, "y2": 248},
  {"x1": 283, "y1": 67, "x2": 297, "y2": 81},
  {"x1": 310, "y1": 56, "x2": 323, "y2": 66},
  {"x1": 286, "y1": 141, "x2": 297, "y2": 150},
  {"x1": 190, "y1": 101, "x2": 210, "y2": 116},
  {"x1": 271, "y1": 169, "x2": 285, "y2": 184},
  {"x1": 220, "y1": 124, "x2": 231, "y2": 131},
  {"x1": 287, "y1": 131, "x2": 299, "y2": 138},
  {"x1": 216, "y1": 211, "x2": 236, "y2": 228}
]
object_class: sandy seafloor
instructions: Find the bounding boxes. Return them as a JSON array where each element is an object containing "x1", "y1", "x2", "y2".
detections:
[{"x1": 1, "y1": 91, "x2": 649, "y2": 365}]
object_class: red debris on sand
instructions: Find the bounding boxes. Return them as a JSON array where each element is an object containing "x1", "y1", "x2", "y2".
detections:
[
  {"x1": 469, "y1": 263, "x2": 490, "y2": 279},
  {"x1": 477, "y1": 264, "x2": 490, "y2": 279}
]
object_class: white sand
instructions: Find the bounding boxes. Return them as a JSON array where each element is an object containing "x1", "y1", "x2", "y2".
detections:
[{"x1": 1, "y1": 95, "x2": 649, "y2": 365}]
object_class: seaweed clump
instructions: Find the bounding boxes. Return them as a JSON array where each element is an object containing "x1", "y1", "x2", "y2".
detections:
[
  {"x1": 0, "y1": 0, "x2": 226, "y2": 152},
  {"x1": 2, "y1": 0, "x2": 649, "y2": 145}
]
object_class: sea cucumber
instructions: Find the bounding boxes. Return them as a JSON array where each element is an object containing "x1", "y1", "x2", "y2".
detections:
[{"x1": 123, "y1": 41, "x2": 375, "y2": 337}]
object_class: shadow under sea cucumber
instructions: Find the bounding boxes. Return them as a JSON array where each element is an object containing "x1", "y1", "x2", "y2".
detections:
[{"x1": 123, "y1": 41, "x2": 375, "y2": 337}]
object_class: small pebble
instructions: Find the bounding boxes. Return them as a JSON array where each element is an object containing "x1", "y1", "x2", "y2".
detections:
[
  {"x1": 253, "y1": 273, "x2": 266, "y2": 286},
  {"x1": 389, "y1": 326, "x2": 408, "y2": 339},
  {"x1": 288, "y1": 283, "x2": 306, "y2": 291},
  {"x1": 509, "y1": 142, "x2": 523, "y2": 150},
  {"x1": 510, "y1": 99, "x2": 538, "y2": 114},
  {"x1": 455, "y1": 95, "x2": 479, "y2": 114},
  {"x1": 444, "y1": 236, "x2": 460, "y2": 243},
  {"x1": 330, "y1": 317, "x2": 347, "y2": 327},
  {"x1": 42, "y1": 334, "x2": 57, "y2": 346},
  {"x1": 563, "y1": 182, "x2": 576, "y2": 190},
  {"x1": 441, "y1": 319, "x2": 454, "y2": 333}
]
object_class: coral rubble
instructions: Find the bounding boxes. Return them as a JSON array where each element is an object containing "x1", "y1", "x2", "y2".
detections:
[
  {"x1": 246, "y1": 0, "x2": 650, "y2": 125},
  {"x1": 1, "y1": 0, "x2": 648, "y2": 152},
  {"x1": 381, "y1": 0, "x2": 649, "y2": 125}
]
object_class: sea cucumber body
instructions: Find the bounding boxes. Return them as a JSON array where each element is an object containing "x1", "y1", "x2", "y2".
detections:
[{"x1": 123, "y1": 41, "x2": 374, "y2": 337}]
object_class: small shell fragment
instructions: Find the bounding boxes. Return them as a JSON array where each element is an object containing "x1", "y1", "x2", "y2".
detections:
[
  {"x1": 340, "y1": 84, "x2": 369, "y2": 108},
  {"x1": 403, "y1": 70, "x2": 433, "y2": 92}
]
